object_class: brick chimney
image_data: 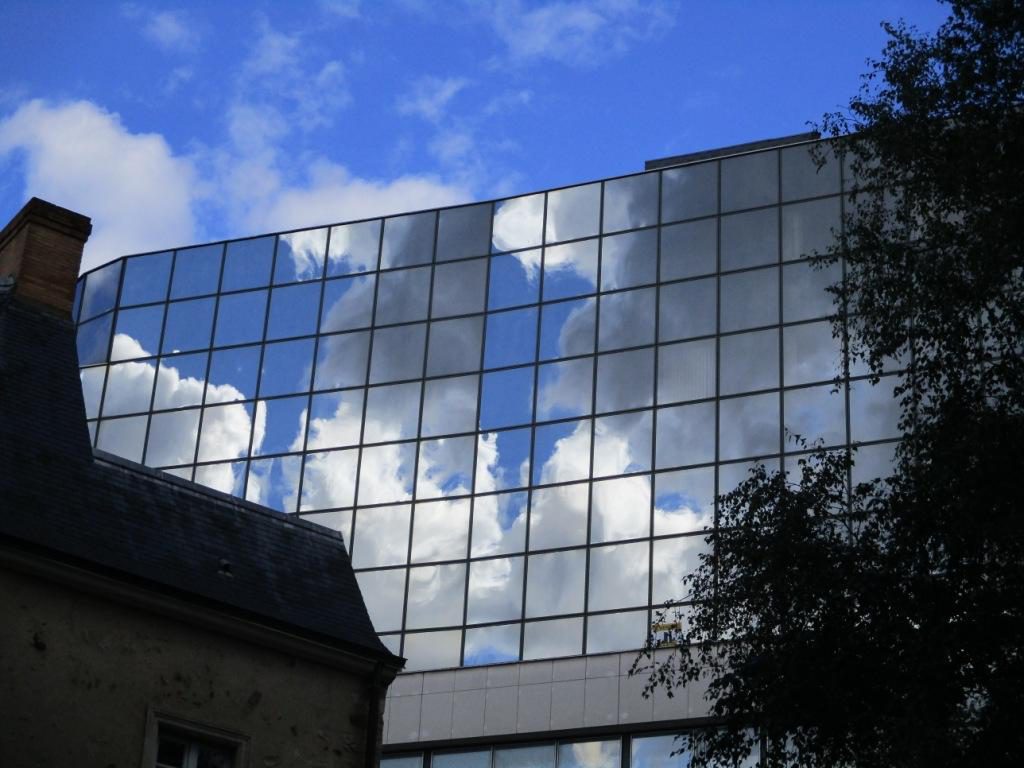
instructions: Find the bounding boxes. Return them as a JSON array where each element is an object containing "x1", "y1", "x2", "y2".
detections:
[{"x1": 0, "y1": 198, "x2": 92, "y2": 318}]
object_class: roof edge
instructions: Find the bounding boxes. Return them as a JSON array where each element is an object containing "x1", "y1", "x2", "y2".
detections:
[{"x1": 644, "y1": 131, "x2": 821, "y2": 170}]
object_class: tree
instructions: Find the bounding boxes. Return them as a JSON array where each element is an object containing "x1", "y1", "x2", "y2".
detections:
[{"x1": 633, "y1": 3, "x2": 1024, "y2": 766}]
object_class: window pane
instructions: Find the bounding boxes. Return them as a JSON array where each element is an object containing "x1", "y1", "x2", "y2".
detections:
[
  {"x1": 476, "y1": 427, "x2": 531, "y2": 492},
  {"x1": 222, "y1": 236, "x2": 274, "y2": 291},
  {"x1": 529, "y1": 482, "x2": 588, "y2": 549},
  {"x1": 720, "y1": 267, "x2": 778, "y2": 332},
  {"x1": 266, "y1": 282, "x2": 320, "y2": 340},
  {"x1": 659, "y1": 278, "x2": 716, "y2": 341},
  {"x1": 592, "y1": 474, "x2": 651, "y2": 543},
  {"x1": 489, "y1": 250, "x2": 540, "y2": 310},
  {"x1": 546, "y1": 183, "x2": 600, "y2": 243},
  {"x1": 163, "y1": 297, "x2": 214, "y2": 354},
  {"x1": 207, "y1": 346, "x2": 259, "y2": 401},
  {"x1": 328, "y1": 219, "x2": 380, "y2": 276},
  {"x1": 587, "y1": 611, "x2": 648, "y2": 653},
  {"x1": 593, "y1": 410, "x2": 652, "y2": 477},
  {"x1": 523, "y1": 617, "x2": 582, "y2": 660},
  {"x1": 539, "y1": 298, "x2": 595, "y2": 360},
  {"x1": 253, "y1": 396, "x2": 308, "y2": 456},
  {"x1": 590, "y1": 542, "x2": 649, "y2": 610},
  {"x1": 259, "y1": 338, "x2": 314, "y2": 397},
  {"x1": 275, "y1": 227, "x2": 327, "y2": 282},
  {"x1": 404, "y1": 629, "x2": 461, "y2": 671},
  {"x1": 321, "y1": 274, "x2": 375, "y2": 332},
  {"x1": 781, "y1": 142, "x2": 840, "y2": 201},
  {"x1": 356, "y1": 570, "x2": 406, "y2": 632},
  {"x1": 532, "y1": 420, "x2": 590, "y2": 486},
  {"x1": 102, "y1": 360, "x2": 155, "y2": 416},
  {"x1": 77, "y1": 313, "x2": 113, "y2": 365},
  {"x1": 631, "y1": 734, "x2": 692, "y2": 768},
  {"x1": 300, "y1": 448, "x2": 358, "y2": 510},
  {"x1": 432, "y1": 258, "x2": 487, "y2": 317},
  {"x1": 170, "y1": 244, "x2": 221, "y2": 299},
  {"x1": 464, "y1": 624, "x2": 520, "y2": 666},
  {"x1": 194, "y1": 461, "x2": 246, "y2": 497},
  {"x1": 492, "y1": 193, "x2": 544, "y2": 252},
  {"x1": 784, "y1": 384, "x2": 846, "y2": 448},
  {"x1": 467, "y1": 556, "x2": 524, "y2": 623},
  {"x1": 382, "y1": 212, "x2": 435, "y2": 268},
  {"x1": 560, "y1": 740, "x2": 621, "y2": 768},
  {"x1": 652, "y1": 534, "x2": 709, "y2": 604},
  {"x1": 720, "y1": 328, "x2": 779, "y2": 395},
  {"x1": 370, "y1": 323, "x2": 426, "y2": 383},
  {"x1": 306, "y1": 390, "x2": 363, "y2": 449},
  {"x1": 406, "y1": 563, "x2": 466, "y2": 629},
  {"x1": 849, "y1": 375, "x2": 901, "y2": 442},
  {"x1": 655, "y1": 466, "x2": 715, "y2": 535},
  {"x1": 721, "y1": 207, "x2": 778, "y2": 270},
  {"x1": 364, "y1": 382, "x2": 420, "y2": 442},
  {"x1": 417, "y1": 437, "x2": 475, "y2": 499},
  {"x1": 215, "y1": 290, "x2": 267, "y2": 347},
  {"x1": 80, "y1": 367, "x2": 105, "y2": 419},
  {"x1": 543, "y1": 240, "x2": 598, "y2": 300},
  {"x1": 782, "y1": 259, "x2": 840, "y2": 321},
  {"x1": 197, "y1": 402, "x2": 254, "y2": 462},
  {"x1": 479, "y1": 368, "x2": 534, "y2": 430},
  {"x1": 438, "y1": 203, "x2": 491, "y2": 261},
  {"x1": 783, "y1": 321, "x2": 842, "y2": 386},
  {"x1": 375, "y1": 266, "x2": 431, "y2": 325},
  {"x1": 660, "y1": 219, "x2": 716, "y2": 281},
  {"x1": 246, "y1": 455, "x2": 302, "y2": 513},
  {"x1": 719, "y1": 392, "x2": 780, "y2": 460},
  {"x1": 352, "y1": 504, "x2": 411, "y2": 567},
  {"x1": 121, "y1": 251, "x2": 171, "y2": 306},
  {"x1": 358, "y1": 442, "x2": 416, "y2": 504},
  {"x1": 604, "y1": 173, "x2": 658, "y2": 231},
  {"x1": 658, "y1": 339, "x2": 716, "y2": 404},
  {"x1": 146, "y1": 409, "x2": 200, "y2": 467},
  {"x1": 422, "y1": 375, "x2": 478, "y2": 437},
  {"x1": 471, "y1": 491, "x2": 527, "y2": 556},
  {"x1": 496, "y1": 746, "x2": 555, "y2": 768},
  {"x1": 656, "y1": 402, "x2": 715, "y2": 469},
  {"x1": 81, "y1": 260, "x2": 122, "y2": 319},
  {"x1": 722, "y1": 149, "x2": 777, "y2": 211},
  {"x1": 427, "y1": 316, "x2": 484, "y2": 376},
  {"x1": 112, "y1": 305, "x2": 163, "y2": 360},
  {"x1": 485, "y1": 308, "x2": 537, "y2": 368},
  {"x1": 526, "y1": 549, "x2": 585, "y2": 616},
  {"x1": 782, "y1": 197, "x2": 842, "y2": 260},
  {"x1": 96, "y1": 415, "x2": 147, "y2": 462},
  {"x1": 601, "y1": 229, "x2": 657, "y2": 291},
  {"x1": 662, "y1": 162, "x2": 717, "y2": 222},
  {"x1": 598, "y1": 287, "x2": 655, "y2": 351},
  {"x1": 596, "y1": 347, "x2": 653, "y2": 412},
  {"x1": 411, "y1": 498, "x2": 470, "y2": 561},
  {"x1": 537, "y1": 357, "x2": 593, "y2": 421}
]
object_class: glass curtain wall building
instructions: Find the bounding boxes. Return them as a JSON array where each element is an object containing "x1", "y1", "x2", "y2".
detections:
[{"x1": 73, "y1": 134, "x2": 902, "y2": 761}]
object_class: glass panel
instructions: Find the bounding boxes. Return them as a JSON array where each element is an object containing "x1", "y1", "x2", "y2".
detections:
[
  {"x1": 721, "y1": 149, "x2": 778, "y2": 212},
  {"x1": 720, "y1": 207, "x2": 778, "y2": 270},
  {"x1": 146, "y1": 409, "x2": 200, "y2": 467},
  {"x1": 375, "y1": 266, "x2": 431, "y2": 325},
  {"x1": 120, "y1": 251, "x2": 171, "y2": 306},
  {"x1": 720, "y1": 267, "x2": 778, "y2": 332},
  {"x1": 80, "y1": 260, "x2": 122, "y2": 319},
  {"x1": 358, "y1": 442, "x2": 416, "y2": 504},
  {"x1": 539, "y1": 298, "x2": 595, "y2": 360},
  {"x1": 417, "y1": 437, "x2": 475, "y2": 499},
  {"x1": 102, "y1": 360, "x2": 155, "y2": 416},
  {"x1": 719, "y1": 458, "x2": 779, "y2": 496},
  {"x1": 266, "y1": 282, "x2": 320, "y2": 340},
  {"x1": 327, "y1": 219, "x2": 380, "y2": 276},
  {"x1": 369, "y1": 323, "x2": 426, "y2": 383},
  {"x1": 559, "y1": 740, "x2": 621, "y2": 768},
  {"x1": 111, "y1": 305, "x2": 163, "y2": 360},
  {"x1": 660, "y1": 219, "x2": 716, "y2": 280},
  {"x1": 652, "y1": 534, "x2": 709, "y2": 604},
  {"x1": 525, "y1": 549, "x2": 585, "y2": 616},
  {"x1": 355, "y1": 569, "x2": 406, "y2": 632},
  {"x1": 485, "y1": 307, "x2": 537, "y2": 368},
  {"x1": 596, "y1": 347, "x2": 654, "y2": 412},
  {"x1": 422, "y1": 375, "x2": 478, "y2": 436},
  {"x1": 467, "y1": 556, "x2": 524, "y2": 623},
  {"x1": 411, "y1": 498, "x2": 471, "y2": 561},
  {"x1": 601, "y1": 229, "x2": 657, "y2": 291},
  {"x1": 403, "y1": 629, "x2": 461, "y2": 671},
  {"x1": 522, "y1": 617, "x2": 582, "y2": 660},
  {"x1": 300, "y1": 509, "x2": 352, "y2": 540},
  {"x1": 658, "y1": 338, "x2": 715, "y2": 404},
  {"x1": 381, "y1": 211, "x2": 435, "y2": 268},
  {"x1": 532, "y1": 420, "x2": 590, "y2": 486},
  {"x1": 659, "y1": 278, "x2": 716, "y2": 341},
  {"x1": 432, "y1": 258, "x2": 487, "y2": 317},
  {"x1": 529, "y1": 482, "x2": 589, "y2": 549},
  {"x1": 464, "y1": 624, "x2": 520, "y2": 666},
  {"x1": 784, "y1": 384, "x2": 846, "y2": 448},
  {"x1": 655, "y1": 466, "x2": 715, "y2": 535},
  {"x1": 543, "y1": 240, "x2": 598, "y2": 300},
  {"x1": 489, "y1": 250, "x2": 540, "y2": 310},
  {"x1": 80, "y1": 367, "x2": 105, "y2": 419},
  {"x1": 719, "y1": 392, "x2": 780, "y2": 461},
  {"x1": 306, "y1": 390, "x2": 363, "y2": 450},
  {"x1": 194, "y1": 461, "x2": 246, "y2": 497},
  {"x1": 849, "y1": 375, "x2": 901, "y2": 442},
  {"x1": 591, "y1": 474, "x2": 651, "y2": 543},
  {"x1": 162, "y1": 297, "x2": 214, "y2": 354},
  {"x1": 197, "y1": 402, "x2": 254, "y2": 462},
  {"x1": 351, "y1": 504, "x2": 411, "y2": 567},
  {"x1": 258, "y1": 338, "x2": 314, "y2": 397},
  {"x1": 604, "y1": 173, "x2": 658, "y2": 232},
  {"x1": 586, "y1": 610, "x2": 647, "y2": 654},
  {"x1": 275, "y1": 227, "x2": 327, "y2": 282},
  {"x1": 479, "y1": 368, "x2": 534, "y2": 430},
  {"x1": 851, "y1": 441, "x2": 898, "y2": 485},
  {"x1": 590, "y1": 542, "x2": 649, "y2": 610},
  {"x1": 405, "y1": 563, "x2": 466, "y2": 628},
  {"x1": 495, "y1": 745, "x2": 555, "y2": 768},
  {"x1": 214, "y1": 290, "x2": 267, "y2": 347},
  {"x1": 782, "y1": 197, "x2": 842, "y2": 260},
  {"x1": 546, "y1": 183, "x2": 600, "y2": 243},
  {"x1": 364, "y1": 382, "x2": 421, "y2": 442},
  {"x1": 598, "y1": 287, "x2": 655, "y2": 351},
  {"x1": 315, "y1": 331, "x2": 370, "y2": 390},
  {"x1": 253, "y1": 396, "x2": 308, "y2": 456},
  {"x1": 782, "y1": 258, "x2": 840, "y2": 321},
  {"x1": 427, "y1": 316, "x2": 484, "y2": 376},
  {"x1": 471, "y1": 491, "x2": 527, "y2": 556},
  {"x1": 662, "y1": 162, "x2": 717, "y2": 222},
  {"x1": 300, "y1": 448, "x2": 358, "y2": 510},
  {"x1": 96, "y1": 415, "x2": 147, "y2": 462},
  {"x1": 435, "y1": 749, "x2": 489, "y2": 768},
  {"x1": 246, "y1": 454, "x2": 304, "y2": 513},
  {"x1": 77, "y1": 313, "x2": 113, "y2": 365},
  {"x1": 720, "y1": 328, "x2": 779, "y2": 395},
  {"x1": 437, "y1": 203, "x2": 492, "y2": 261},
  {"x1": 476, "y1": 427, "x2": 531, "y2": 493},
  {"x1": 222, "y1": 236, "x2": 274, "y2": 291},
  {"x1": 593, "y1": 410, "x2": 652, "y2": 476},
  {"x1": 537, "y1": 357, "x2": 593, "y2": 421},
  {"x1": 655, "y1": 402, "x2": 715, "y2": 469},
  {"x1": 492, "y1": 193, "x2": 544, "y2": 252},
  {"x1": 631, "y1": 734, "x2": 692, "y2": 768},
  {"x1": 207, "y1": 345, "x2": 260, "y2": 401},
  {"x1": 783, "y1": 321, "x2": 842, "y2": 386},
  {"x1": 170, "y1": 244, "x2": 222, "y2": 299},
  {"x1": 321, "y1": 274, "x2": 375, "y2": 331},
  {"x1": 781, "y1": 142, "x2": 840, "y2": 201}
]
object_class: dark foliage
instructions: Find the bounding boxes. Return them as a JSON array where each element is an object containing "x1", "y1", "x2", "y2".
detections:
[{"x1": 633, "y1": 2, "x2": 1024, "y2": 766}]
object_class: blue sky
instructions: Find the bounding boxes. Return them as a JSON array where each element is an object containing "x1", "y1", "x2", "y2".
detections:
[{"x1": 0, "y1": 1, "x2": 947, "y2": 271}]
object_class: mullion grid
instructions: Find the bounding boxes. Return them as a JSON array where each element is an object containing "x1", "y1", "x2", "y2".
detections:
[
  {"x1": 92, "y1": 260, "x2": 127, "y2": 450},
  {"x1": 139, "y1": 247, "x2": 179, "y2": 467}
]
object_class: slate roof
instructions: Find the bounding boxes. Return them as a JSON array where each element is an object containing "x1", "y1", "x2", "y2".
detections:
[{"x1": 0, "y1": 289, "x2": 400, "y2": 665}]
